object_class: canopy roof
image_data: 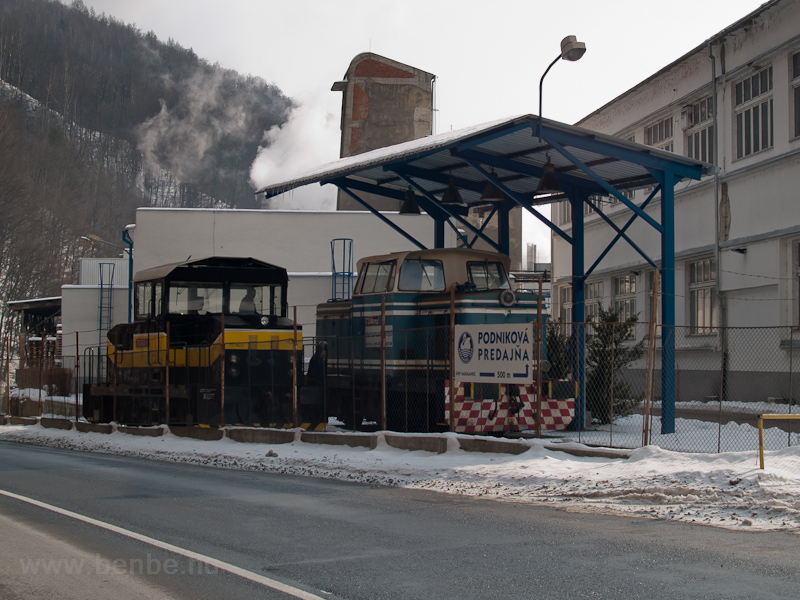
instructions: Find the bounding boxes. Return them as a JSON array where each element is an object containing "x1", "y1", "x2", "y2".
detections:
[{"x1": 257, "y1": 114, "x2": 713, "y2": 208}]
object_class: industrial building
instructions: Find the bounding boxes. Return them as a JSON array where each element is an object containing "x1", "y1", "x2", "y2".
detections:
[{"x1": 550, "y1": 0, "x2": 800, "y2": 399}]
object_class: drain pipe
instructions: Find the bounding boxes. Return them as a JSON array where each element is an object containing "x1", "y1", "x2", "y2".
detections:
[{"x1": 709, "y1": 41, "x2": 727, "y2": 405}]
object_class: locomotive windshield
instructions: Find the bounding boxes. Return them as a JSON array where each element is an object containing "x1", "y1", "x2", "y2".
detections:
[
  {"x1": 467, "y1": 261, "x2": 510, "y2": 290},
  {"x1": 357, "y1": 260, "x2": 396, "y2": 294},
  {"x1": 398, "y1": 259, "x2": 445, "y2": 292},
  {"x1": 230, "y1": 283, "x2": 283, "y2": 316}
]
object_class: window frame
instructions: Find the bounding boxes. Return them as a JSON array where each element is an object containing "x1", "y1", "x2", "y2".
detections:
[
  {"x1": 734, "y1": 66, "x2": 774, "y2": 159},
  {"x1": 688, "y1": 258, "x2": 717, "y2": 335},
  {"x1": 613, "y1": 274, "x2": 637, "y2": 323}
]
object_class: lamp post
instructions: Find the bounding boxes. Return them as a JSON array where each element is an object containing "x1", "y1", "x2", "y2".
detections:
[{"x1": 538, "y1": 35, "x2": 586, "y2": 142}]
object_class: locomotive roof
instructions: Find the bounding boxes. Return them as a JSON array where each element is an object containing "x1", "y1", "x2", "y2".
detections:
[
  {"x1": 356, "y1": 248, "x2": 510, "y2": 269},
  {"x1": 133, "y1": 256, "x2": 288, "y2": 283},
  {"x1": 356, "y1": 248, "x2": 511, "y2": 288}
]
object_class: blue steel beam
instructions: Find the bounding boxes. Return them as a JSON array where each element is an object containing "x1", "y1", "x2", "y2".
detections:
[
  {"x1": 541, "y1": 124, "x2": 705, "y2": 182},
  {"x1": 546, "y1": 138, "x2": 665, "y2": 234},
  {"x1": 459, "y1": 155, "x2": 573, "y2": 245},
  {"x1": 582, "y1": 196, "x2": 658, "y2": 273},
  {"x1": 570, "y1": 188, "x2": 588, "y2": 432},
  {"x1": 393, "y1": 171, "x2": 501, "y2": 252},
  {"x1": 656, "y1": 171, "x2": 677, "y2": 435},
  {"x1": 456, "y1": 147, "x2": 607, "y2": 196},
  {"x1": 336, "y1": 185, "x2": 427, "y2": 250},
  {"x1": 584, "y1": 186, "x2": 661, "y2": 279}
]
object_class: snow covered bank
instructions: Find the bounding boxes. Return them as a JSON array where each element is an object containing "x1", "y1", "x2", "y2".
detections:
[{"x1": 1, "y1": 423, "x2": 799, "y2": 533}]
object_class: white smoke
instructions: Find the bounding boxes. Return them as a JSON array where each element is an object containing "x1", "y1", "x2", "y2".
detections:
[{"x1": 250, "y1": 89, "x2": 340, "y2": 210}]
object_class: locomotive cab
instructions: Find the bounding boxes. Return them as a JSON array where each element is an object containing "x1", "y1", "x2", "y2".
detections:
[{"x1": 84, "y1": 257, "x2": 302, "y2": 427}]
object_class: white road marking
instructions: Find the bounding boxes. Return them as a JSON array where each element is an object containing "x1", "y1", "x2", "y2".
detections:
[{"x1": 0, "y1": 488, "x2": 327, "y2": 600}]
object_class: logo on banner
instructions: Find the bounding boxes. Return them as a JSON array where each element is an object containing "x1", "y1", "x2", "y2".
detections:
[{"x1": 457, "y1": 332, "x2": 474, "y2": 363}]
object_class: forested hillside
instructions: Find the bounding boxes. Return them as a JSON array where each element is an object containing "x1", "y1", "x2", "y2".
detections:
[{"x1": 0, "y1": 0, "x2": 294, "y2": 372}]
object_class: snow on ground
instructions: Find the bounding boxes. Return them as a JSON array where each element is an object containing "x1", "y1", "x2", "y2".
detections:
[{"x1": 2, "y1": 420, "x2": 799, "y2": 533}]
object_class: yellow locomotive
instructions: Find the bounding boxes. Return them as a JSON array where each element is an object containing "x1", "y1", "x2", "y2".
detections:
[{"x1": 82, "y1": 257, "x2": 302, "y2": 427}]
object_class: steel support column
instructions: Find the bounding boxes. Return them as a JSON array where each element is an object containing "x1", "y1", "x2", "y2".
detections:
[{"x1": 569, "y1": 188, "x2": 587, "y2": 431}]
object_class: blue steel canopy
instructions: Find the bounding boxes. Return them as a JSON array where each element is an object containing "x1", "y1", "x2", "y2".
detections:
[{"x1": 257, "y1": 114, "x2": 713, "y2": 434}]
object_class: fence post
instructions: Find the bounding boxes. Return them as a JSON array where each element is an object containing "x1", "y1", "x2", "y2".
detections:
[
  {"x1": 292, "y1": 307, "x2": 298, "y2": 428},
  {"x1": 5, "y1": 337, "x2": 10, "y2": 416},
  {"x1": 449, "y1": 284, "x2": 456, "y2": 433},
  {"x1": 38, "y1": 337, "x2": 43, "y2": 418},
  {"x1": 380, "y1": 296, "x2": 387, "y2": 432},
  {"x1": 221, "y1": 313, "x2": 226, "y2": 427},
  {"x1": 74, "y1": 332, "x2": 80, "y2": 422},
  {"x1": 166, "y1": 321, "x2": 171, "y2": 427}
]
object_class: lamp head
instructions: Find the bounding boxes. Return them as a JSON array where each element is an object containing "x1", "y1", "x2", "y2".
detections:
[
  {"x1": 560, "y1": 35, "x2": 586, "y2": 62},
  {"x1": 399, "y1": 186, "x2": 421, "y2": 214}
]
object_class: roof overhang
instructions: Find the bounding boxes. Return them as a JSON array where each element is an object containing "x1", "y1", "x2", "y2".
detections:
[{"x1": 256, "y1": 114, "x2": 713, "y2": 210}]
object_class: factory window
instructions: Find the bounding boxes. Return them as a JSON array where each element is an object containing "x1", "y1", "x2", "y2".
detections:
[
  {"x1": 792, "y1": 51, "x2": 800, "y2": 139},
  {"x1": 399, "y1": 259, "x2": 445, "y2": 292},
  {"x1": 735, "y1": 66, "x2": 773, "y2": 158},
  {"x1": 356, "y1": 260, "x2": 396, "y2": 294},
  {"x1": 613, "y1": 275, "x2": 637, "y2": 322},
  {"x1": 689, "y1": 258, "x2": 717, "y2": 334},
  {"x1": 558, "y1": 200, "x2": 571, "y2": 225},
  {"x1": 685, "y1": 97, "x2": 714, "y2": 163},
  {"x1": 559, "y1": 286, "x2": 572, "y2": 325},
  {"x1": 645, "y1": 116, "x2": 673, "y2": 152},
  {"x1": 585, "y1": 280, "x2": 604, "y2": 323}
]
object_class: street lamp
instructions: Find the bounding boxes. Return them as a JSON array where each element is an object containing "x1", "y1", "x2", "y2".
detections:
[{"x1": 537, "y1": 35, "x2": 586, "y2": 142}]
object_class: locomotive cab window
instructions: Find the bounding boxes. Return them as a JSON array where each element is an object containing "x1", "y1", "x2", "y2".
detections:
[
  {"x1": 231, "y1": 284, "x2": 283, "y2": 317},
  {"x1": 357, "y1": 260, "x2": 396, "y2": 294},
  {"x1": 467, "y1": 262, "x2": 510, "y2": 290},
  {"x1": 399, "y1": 259, "x2": 445, "y2": 292},
  {"x1": 169, "y1": 282, "x2": 223, "y2": 315},
  {"x1": 135, "y1": 282, "x2": 152, "y2": 319}
]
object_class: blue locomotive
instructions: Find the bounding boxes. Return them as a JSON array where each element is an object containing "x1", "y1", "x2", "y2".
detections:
[{"x1": 314, "y1": 248, "x2": 574, "y2": 434}]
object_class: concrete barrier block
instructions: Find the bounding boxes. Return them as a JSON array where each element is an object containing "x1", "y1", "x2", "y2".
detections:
[
  {"x1": 75, "y1": 422, "x2": 115, "y2": 434},
  {"x1": 457, "y1": 436, "x2": 529, "y2": 455},
  {"x1": 1, "y1": 415, "x2": 10, "y2": 425},
  {"x1": 9, "y1": 416, "x2": 39, "y2": 426},
  {"x1": 118, "y1": 426, "x2": 166, "y2": 437},
  {"x1": 384, "y1": 433, "x2": 447, "y2": 454},
  {"x1": 301, "y1": 431, "x2": 376, "y2": 449},
  {"x1": 40, "y1": 418, "x2": 75, "y2": 431},
  {"x1": 168, "y1": 426, "x2": 225, "y2": 441},
  {"x1": 225, "y1": 428, "x2": 295, "y2": 445}
]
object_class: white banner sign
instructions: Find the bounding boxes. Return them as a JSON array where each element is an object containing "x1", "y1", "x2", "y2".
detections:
[{"x1": 453, "y1": 323, "x2": 534, "y2": 383}]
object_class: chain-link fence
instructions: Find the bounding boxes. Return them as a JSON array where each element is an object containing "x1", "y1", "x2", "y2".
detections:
[{"x1": 4, "y1": 324, "x2": 800, "y2": 463}]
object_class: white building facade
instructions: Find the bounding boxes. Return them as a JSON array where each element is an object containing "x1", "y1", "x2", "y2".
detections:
[{"x1": 553, "y1": 0, "x2": 800, "y2": 336}]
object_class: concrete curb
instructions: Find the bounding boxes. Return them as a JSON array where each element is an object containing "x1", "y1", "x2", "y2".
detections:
[
  {"x1": 385, "y1": 433, "x2": 448, "y2": 454},
  {"x1": 40, "y1": 418, "x2": 74, "y2": 431},
  {"x1": 300, "y1": 431, "x2": 375, "y2": 449},
  {"x1": 76, "y1": 422, "x2": 116, "y2": 434},
  {"x1": 118, "y1": 426, "x2": 166, "y2": 437},
  {"x1": 168, "y1": 426, "x2": 225, "y2": 441},
  {"x1": 458, "y1": 436, "x2": 529, "y2": 455},
  {"x1": 544, "y1": 443, "x2": 632, "y2": 460},
  {"x1": 226, "y1": 428, "x2": 295, "y2": 445},
  {"x1": 1, "y1": 420, "x2": 630, "y2": 459}
]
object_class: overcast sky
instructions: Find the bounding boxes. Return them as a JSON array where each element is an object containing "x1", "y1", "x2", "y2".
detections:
[{"x1": 82, "y1": 0, "x2": 767, "y2": 258}]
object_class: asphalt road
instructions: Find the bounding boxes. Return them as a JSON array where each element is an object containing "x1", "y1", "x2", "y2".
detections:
[{"x1": 0, "y1": 440, "x2": 798, "y2": 600}]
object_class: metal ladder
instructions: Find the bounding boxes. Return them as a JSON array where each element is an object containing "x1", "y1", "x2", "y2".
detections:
[{"x1": 331, "y1": 238, "x2": 354, "y2": 300}]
